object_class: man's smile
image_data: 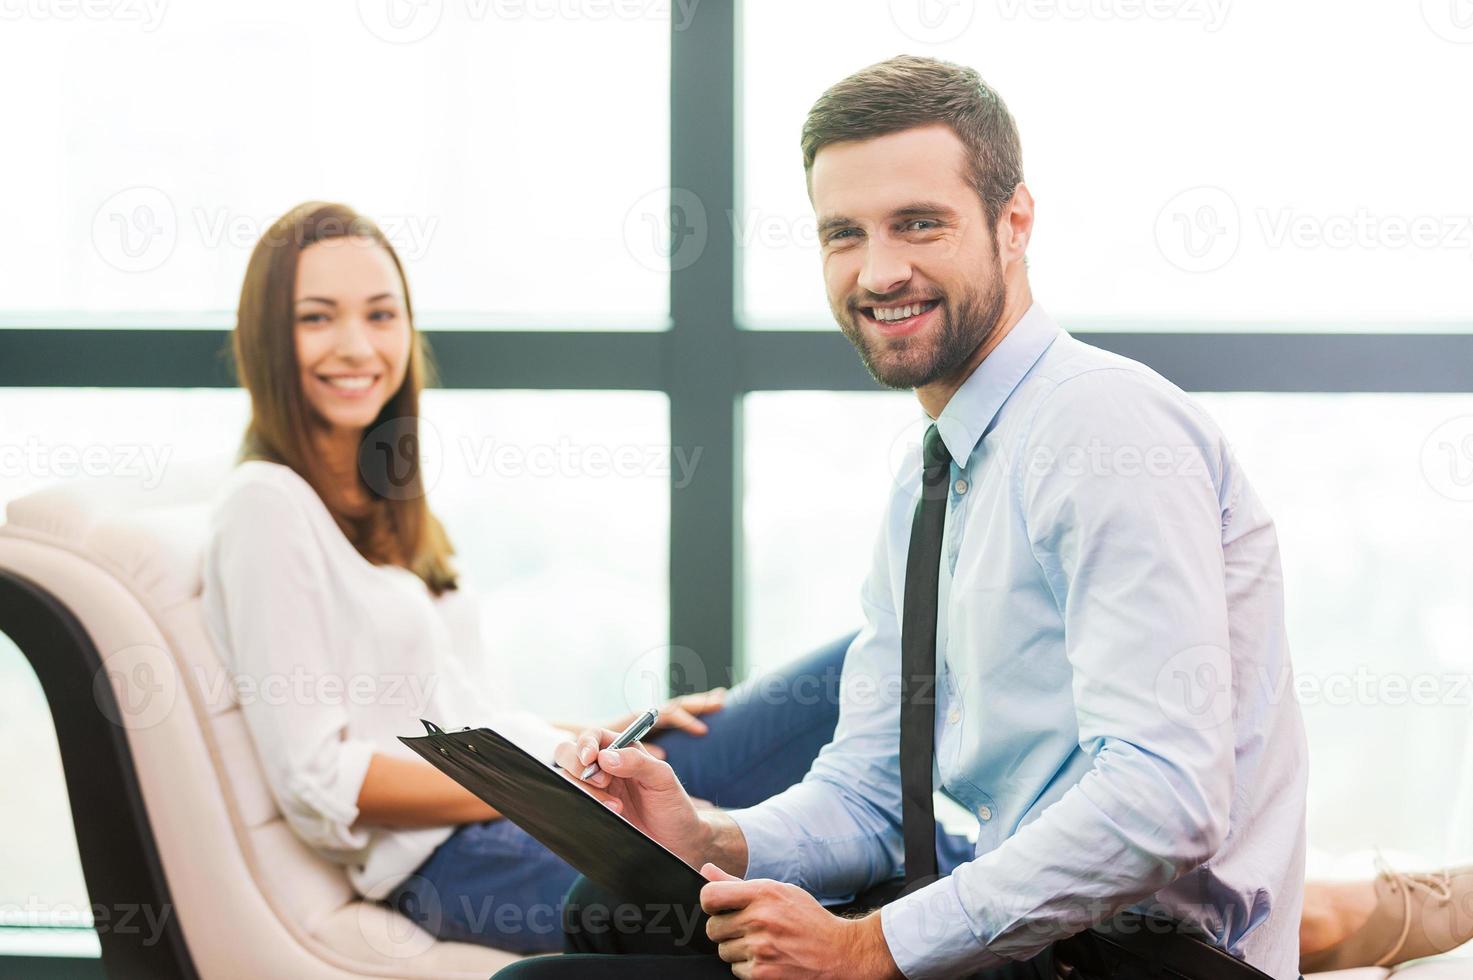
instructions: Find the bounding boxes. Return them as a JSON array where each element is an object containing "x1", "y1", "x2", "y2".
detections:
[{"x1": 858, "y1": 298, "x2": 942, "y2": 336}]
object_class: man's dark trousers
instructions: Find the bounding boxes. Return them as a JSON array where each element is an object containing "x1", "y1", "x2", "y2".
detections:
[{"x1": 489, "y1": 875, "x2": 1220, "y2": 979}]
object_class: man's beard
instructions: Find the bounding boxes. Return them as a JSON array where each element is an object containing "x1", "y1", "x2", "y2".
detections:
[{"x1": 837, "y1": 271, "x2": 1007, "y2": 391}]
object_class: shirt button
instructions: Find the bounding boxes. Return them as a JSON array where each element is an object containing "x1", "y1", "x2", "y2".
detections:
[
  {"x1": 977, "y1": 805, "x2": 992, "y2": 822},
  {"x1": 947, "y1": 707, "x2": 961, "y2": 725},
  {"x1": 953, "y1": 479, "x2": 969, "y2": 495}
]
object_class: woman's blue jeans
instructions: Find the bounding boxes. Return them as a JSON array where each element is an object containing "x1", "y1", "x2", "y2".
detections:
[{"x1": 387, "y1": 633, "x2": 974, "y2": 953}]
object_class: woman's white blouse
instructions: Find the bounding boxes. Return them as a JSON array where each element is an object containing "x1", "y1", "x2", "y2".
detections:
[{"x1": 201, "y1": 460, "x2": 569, "y2": 900}]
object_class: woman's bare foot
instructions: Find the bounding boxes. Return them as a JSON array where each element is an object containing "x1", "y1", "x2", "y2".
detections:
[{"x1": 1300, "y1": 879, "x2": 1377, "y2": 955}]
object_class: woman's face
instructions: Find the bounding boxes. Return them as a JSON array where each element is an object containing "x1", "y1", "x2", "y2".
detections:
[{"x1": 293, "y1": 236, "x2": 412, "y2": 437}]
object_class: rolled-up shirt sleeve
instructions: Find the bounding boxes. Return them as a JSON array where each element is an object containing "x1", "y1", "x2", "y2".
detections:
[
  {"x1": 207, "y1": 480, "x2": 377, "y2": 855},
  {"x1": 879, "y1": 369, "x2": 1238, "y2": 978},
  {"x1": 731, "y1": 497, "x2": 908, "y2": 901}
]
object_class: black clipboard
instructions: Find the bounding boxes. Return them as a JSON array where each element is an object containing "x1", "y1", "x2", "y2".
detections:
[{"x1": 399, "y1": 720, "x2": 716, "y2": 952}]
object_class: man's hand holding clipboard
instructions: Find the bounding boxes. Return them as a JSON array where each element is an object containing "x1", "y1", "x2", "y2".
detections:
[{"x1": 555, "y1": 724, "x2": 902, "y2": 978}]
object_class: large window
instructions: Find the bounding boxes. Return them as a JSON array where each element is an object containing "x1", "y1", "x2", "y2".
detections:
[
  {"x1": 742, "y1": 391, "x2": 915, "y2": 676},
  {"x1": 4, "y1": 1, "x2": 1473, "y2": 970},
  {"x1": 0, "y1": 388, "x2": 250, "y2": 509},
  {"x1": 740, "y1": 2, "x2": 1473, "y2": 327},
  {"x1": 1198, "y1": 393, "x2": 1473, "y2": 871},
  {"x1": 422, "y1": 390, "x2": 671, "y2": 723},
  {"x1": 0, "y1": 3, "x2": 670, "y2": 326},
  {"x1": 0, "y1": 634, "x2": 91, "y2": 947}
]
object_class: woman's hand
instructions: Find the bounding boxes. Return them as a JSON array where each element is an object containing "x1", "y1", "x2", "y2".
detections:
[
  {"x1": 651, "y1": 688, "x2": 728, "y2": 736},
  {"x1": 585, "y1": 687, "x2": 730, "y2": 759},
  {"x1": 605, "y1": 687, "x2": 729, "y2": 747}
]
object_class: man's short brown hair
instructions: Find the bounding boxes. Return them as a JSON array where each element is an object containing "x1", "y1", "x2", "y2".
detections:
[{"x1": 801, "y1": 55, "x2": 1024, "y2": 226}]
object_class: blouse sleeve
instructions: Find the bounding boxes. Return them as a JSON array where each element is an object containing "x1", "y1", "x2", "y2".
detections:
[{"x1": 205, "y1": 477, "x2": 376, "y2": 854}]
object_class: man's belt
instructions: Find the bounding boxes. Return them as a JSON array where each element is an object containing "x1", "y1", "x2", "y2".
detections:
[{"x1": 1056, "y1": 911, "x2": 1277, "y2": 979}]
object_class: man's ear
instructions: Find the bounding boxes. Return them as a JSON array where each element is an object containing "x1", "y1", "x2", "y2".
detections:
[{"x1": 998, "y1": 182, "x2": 1035, "y2": 266}]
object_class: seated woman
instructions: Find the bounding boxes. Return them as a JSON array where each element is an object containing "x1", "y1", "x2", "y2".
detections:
[{"x1": 200, "y1": 200, "x2": 973, "y2": 954}]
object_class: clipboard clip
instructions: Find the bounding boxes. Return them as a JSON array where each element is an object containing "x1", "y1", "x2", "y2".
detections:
[{"x1": 420, "y1": 718, "x2": 447, "y2": 736}]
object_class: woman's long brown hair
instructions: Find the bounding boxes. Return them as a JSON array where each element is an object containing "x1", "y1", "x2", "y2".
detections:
[{"x1": 231, "y1": 201, "x2": 458, "y2": 596}]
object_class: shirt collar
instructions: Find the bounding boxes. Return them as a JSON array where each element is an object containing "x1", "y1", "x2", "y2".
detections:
[{"x1": 932, "y1": 302, "x2": 1060, "y2": 468}]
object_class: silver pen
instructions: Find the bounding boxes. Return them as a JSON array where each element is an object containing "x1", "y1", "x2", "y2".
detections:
[{"x1": 579, "y1": 707, "x2": 660, "y2": 780}]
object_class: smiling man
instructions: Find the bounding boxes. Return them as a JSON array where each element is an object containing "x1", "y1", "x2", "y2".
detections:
[{"x1": 498, "y1": 55, "x2": 1307, "y2": 979}]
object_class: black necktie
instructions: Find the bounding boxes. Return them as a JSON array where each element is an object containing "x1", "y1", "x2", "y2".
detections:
[{"x1": 900, "y1": 424, "x2": 951, "y2": 890}]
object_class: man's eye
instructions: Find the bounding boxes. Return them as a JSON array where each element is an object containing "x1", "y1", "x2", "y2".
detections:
[
  {"x1": 828, "y1": 228, "x2": 859, "y2": 242},
  {"x1": 905, "y1": 219, "x2": 938, "y2": 232}
]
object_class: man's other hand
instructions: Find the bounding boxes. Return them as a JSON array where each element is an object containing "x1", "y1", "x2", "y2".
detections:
[{"x1": 699, "y1": 864, "x2": 903, "y2": 979}]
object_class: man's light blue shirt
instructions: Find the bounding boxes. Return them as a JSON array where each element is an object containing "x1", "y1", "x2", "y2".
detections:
[{"x1": 731, "y1": 304, "x2": 1307, "y2": 979}]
